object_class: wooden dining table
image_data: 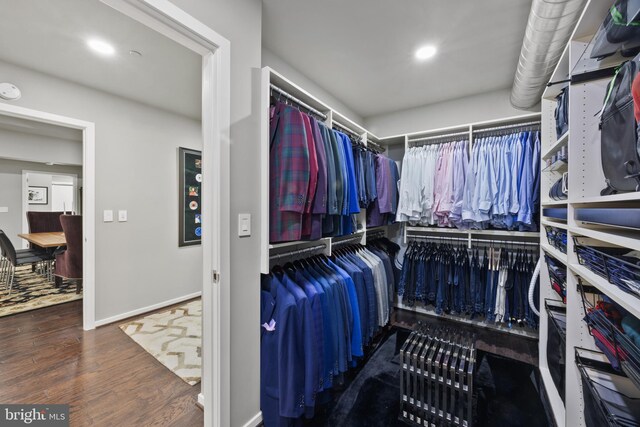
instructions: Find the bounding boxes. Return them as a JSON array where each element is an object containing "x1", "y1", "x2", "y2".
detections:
[{"x1": 18, "y1": 232, "x2": 67, "y2": 248}]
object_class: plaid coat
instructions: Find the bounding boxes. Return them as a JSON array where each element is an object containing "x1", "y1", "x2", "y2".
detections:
[{"x1": 270, "y1": 103, "x2": 310, "y2": 243}]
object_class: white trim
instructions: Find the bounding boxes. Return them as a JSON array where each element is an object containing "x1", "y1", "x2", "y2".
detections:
[
  {"x1": 99, "y1": 2, "x2": 231, "y2": 427},
  {"x1": 0, "y1": 103, "x2": 97, "y2": 332},
  {"x1": 242, "y1": 412, "x2": 263, "y2": 427},
  {"x1": 94, "y1": 291, "x2": 202, "y2": 327}
]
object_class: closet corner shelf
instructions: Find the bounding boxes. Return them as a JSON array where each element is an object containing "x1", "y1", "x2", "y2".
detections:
[
  {"x1": 269, "y1": 237, "x2": 331, "y2": 251},
  {"x1": 569, "y1": 225, "x2": 640, "y2": 253},
  {"x1": 542, "y1": 133, "x2": 569, "y2": 161},
  {"x1": 568, "y1": 262, "x2": 640, "y2": 320},
  {"x1": 541, "y1": 218, "x2": 568, "y2": 231},
  {"x1": 541, "y1": 159, "x2": 567, "y2": 173},
  {"x1": 541, "y1": 200, "x2": 567, "y2": 206},
  {"x1": 541, "y1": 243, "x2": 568, "y2": 266},
  {"x1": 571, "y1": 191, "x2": 640, "y2": 204},
  {"x1": 394, "y1": 303, "x2": 538, "y2": 339}
]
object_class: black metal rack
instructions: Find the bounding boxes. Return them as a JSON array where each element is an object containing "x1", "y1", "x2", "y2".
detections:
[
  {"x1": 545, "y1": 299, "x2": 566, "y2": 403},
  {"x1": 399, "y1": 328, "x2": 476, "y2": 427}
]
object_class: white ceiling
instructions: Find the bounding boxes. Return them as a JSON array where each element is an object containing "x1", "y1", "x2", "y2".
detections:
[
  {"x1": 0, "y1": 0, "x2": 201, "y2": 119},
  {"x1": 262, "y1": 0, "x2": 533, "y2": 118}
]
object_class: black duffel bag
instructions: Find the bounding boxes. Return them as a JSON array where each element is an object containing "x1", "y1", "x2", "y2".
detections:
[{"x1": 600, "y1": 59, "x2": 640, "y2": 194}]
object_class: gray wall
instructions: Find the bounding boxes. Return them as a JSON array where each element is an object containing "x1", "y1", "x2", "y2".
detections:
[
  {"x1": 0, "y1": 159, "x2": 82, "y2": 248},
  {"x1": 0, "y1": 128, "x2": 82, "y2": 165},
  {"x1": 262, "y1": 47, "x2": 364, "y2": 124},
  {"x1": 0, "y1": 59, "x2": 203, "y2": 322},
  {"x1": 365, "y1": 88, "x2": 540, "y2": 137},
  {"x1": 164, "y1": 0, "x2": 263, "y2": 425}
]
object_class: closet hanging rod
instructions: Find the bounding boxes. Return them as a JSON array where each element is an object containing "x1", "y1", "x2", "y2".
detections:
[
  {"x1": 269, "y1": 243, "x2": 327, "y2": 260},
  {"x1": 473, "y1": 121, "x2": 540, "y2": 134},
  {"x1": 367, "y1": 231, "x2": 386, "y2": 240},
  {"x1": 270, "y1": 84, "x2": 328, "y2": 120},
  {"x1": 367, "y1": 140, "x2": 385, "y2": 152},
  {"x1": 332, "y1": 235, "x2": 363, "y2": 247},
  {"x1": 407, "y1": 234, "x2": 539, "y2": 247},
  {"x1": 408, "y1": 130, "x2": 470, "y2": 144},
  {"x1": 333, "y1": 120, "x2": 362, "y2": 139}
]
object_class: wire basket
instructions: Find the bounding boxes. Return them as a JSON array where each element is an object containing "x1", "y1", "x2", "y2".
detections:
[
  {"x1": 545, "y1": 254, "x2": 567, "y2": 303},
  {"x1": 544, "y1": 225, "x2": 567, "y2": 253}
]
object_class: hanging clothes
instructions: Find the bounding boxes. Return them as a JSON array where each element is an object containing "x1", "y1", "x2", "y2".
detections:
[
  {"x1": 396, "y1": 130, "x2": 541, "y2": 231},
  {"x1": 397, "y1": 240, "x2": 539, "y2": 329},
  {"x1": 260, "y1": 238, "x2": 399, "y2": 427}
]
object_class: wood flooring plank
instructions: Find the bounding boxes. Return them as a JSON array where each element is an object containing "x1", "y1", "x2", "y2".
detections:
[{"x1": 0, "y1": 300, "x2": 203, "y2": 426}]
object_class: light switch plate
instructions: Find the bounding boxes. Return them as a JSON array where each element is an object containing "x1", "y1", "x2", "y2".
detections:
[
  {"x1": 118, "y1": 210, "x2": 127, "y2": 222},
  {"x1": 238, "y1": 213, "x2": 251, "y2": 237},
  {"x1": 103, "y1": 210, "x2": 113, "y2": 222},
  {"x1": 0, "y1": 207, "x2": 7, "y2": 213}
]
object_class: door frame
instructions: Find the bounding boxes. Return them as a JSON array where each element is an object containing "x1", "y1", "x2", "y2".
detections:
[
  {"x1": 99, "y1": 1, "x2": 231, "y2": 427},
  {"x1": 0, "y1": 104, "x2": 97, "y2": 331}
]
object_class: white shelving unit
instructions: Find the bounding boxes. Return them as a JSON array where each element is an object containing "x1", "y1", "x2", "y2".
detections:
[
  {"x1": 260, "y1": 67, "x2": 394, "y2": 273},
  {"x1": 538, "y1": 2, "x2": 640, "y2": 426}
]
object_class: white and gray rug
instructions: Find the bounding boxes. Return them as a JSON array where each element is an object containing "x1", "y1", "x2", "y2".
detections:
[{"x1": 120, "y1": 299, "x2": 202, "y2": 385}]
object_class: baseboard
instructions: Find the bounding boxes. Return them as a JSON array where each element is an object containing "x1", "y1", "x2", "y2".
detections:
[
  {"x1": 197, "y1": 393, "x2": 204, "y2": 410},
  {"x1": 94, "y1": 291, "x2": 202, "y2": 327},
  {"x1": 242, "y1": 411, "x2": 263, "y2": 427}
]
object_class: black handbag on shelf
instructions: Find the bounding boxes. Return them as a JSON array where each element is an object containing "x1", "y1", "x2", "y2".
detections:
[
  {"x1": 555, "y1": 87, "x2": 569, "y2": 139},
  {"x1": 600, "y1": 59, "x2": 640, "y2": 194},
  {"x1": 591, "y1": 0, "x2": 640, "y2": 60}
]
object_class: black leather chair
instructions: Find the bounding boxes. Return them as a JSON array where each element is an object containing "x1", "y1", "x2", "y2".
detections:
[{"x1": 0, "y1": 231, "x2": 51, "y2": 295}]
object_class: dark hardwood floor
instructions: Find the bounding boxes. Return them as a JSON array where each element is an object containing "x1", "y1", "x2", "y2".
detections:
[{"x1": 0, "y1": 300, "x2": 203, "y2": 426}]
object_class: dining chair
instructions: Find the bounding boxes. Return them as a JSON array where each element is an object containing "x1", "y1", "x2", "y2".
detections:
[
  {"x1": 0, "y1": 231, "x2": 51, "y2": 295},
  {"x1": 54, "y1": 215, "x2": 83, "y2": 294}
]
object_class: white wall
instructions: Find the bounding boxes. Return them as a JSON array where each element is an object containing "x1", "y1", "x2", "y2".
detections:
[
  {"x1": 0, "y1": 59, "x2": 203, "y2": 323},
  {"x1": 262, "y1": 47, "x2": 364, "y2": 124},
  {"x1": 0, "y1": 158, "x2": 81, "y2": 248},
  {"x1": 0, "y1": 127, "x2": 82, "y2": 165},
  {"x1": 365, "y1": 88, "x2": 540, "y2": 137},
  {"x1": 164, "y1": 1, "x2": 263, "y2": 425}
]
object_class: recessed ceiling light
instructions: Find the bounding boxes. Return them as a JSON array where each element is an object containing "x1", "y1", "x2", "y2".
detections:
[
  {"x1": 87, "y1": 39, "x2": 115, "y2": 56},
  {"x1": 415, "y1": 45, "x2": 437, "y2": 61}
]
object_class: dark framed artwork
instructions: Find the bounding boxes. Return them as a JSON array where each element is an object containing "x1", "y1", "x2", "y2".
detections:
[
  {"x1": 28, "y1": 186, "x2": 48, "y2": 205},
  {"x1": 179, "y1": 147, "x2": 202, "y2": 246}
]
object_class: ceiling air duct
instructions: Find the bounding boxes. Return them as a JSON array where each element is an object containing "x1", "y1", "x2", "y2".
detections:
[{"x1": 511, "y1": 0, "x2": 587, "y2": 109}]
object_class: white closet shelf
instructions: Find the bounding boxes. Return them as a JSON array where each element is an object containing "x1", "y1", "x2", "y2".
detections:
[
  {"x1": 469, "y1": 229, "x2": 539, "y2": 238},
  {"x1": 542, "y1": 132, "x2": 569, "y2": 160},
  {"x1": 542, "y1": 158, "x2": 568, "y2": 173},
  {"x1": 541, "y1": 243, "x2": 568, "y2": 266},
  {"x1": 269, "y1": 237, "x2": 332, "y2": 251},
  {"x1": 569, "y1": 225, "x2": 640, "y2": 253},
  {"x1": 541, "y1": 200, "x2": 567, "y2": 206},
  {"x1": 395, "y1": 303, "x2": 538, "y2": 339},
  {"x1": 405, "y1": 226, "x2": 539, "y2": 238},
  {"x1": 571, "y1": 192, "x2": 640, "y2": 204},
  {"x1": 405, "y1": 226, "x2": 467, "y2": 234},
  {"x1": 569, "y1": 263, "x2": 640, "y2": 320},
  {"x1": 541, "y1": 218, "x2": 568, "y2": 231}
]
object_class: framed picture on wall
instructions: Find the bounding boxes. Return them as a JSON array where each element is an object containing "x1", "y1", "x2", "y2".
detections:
[
  {"x1": 28, "y1": 186, "x2": 48, "y2": 205},
  {"x1": 179, "y1": 147, "x2": 202, "y2": 247}
]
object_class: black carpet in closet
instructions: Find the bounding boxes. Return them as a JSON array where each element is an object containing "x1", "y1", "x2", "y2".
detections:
[{"x1": 306, "y1": 329, "x2": 553, "y2": 427}]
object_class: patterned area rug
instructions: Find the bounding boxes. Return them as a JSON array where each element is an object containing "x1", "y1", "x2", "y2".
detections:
[
  {"x1": 119, "y1": 299, "x2": 202, "y2": 385},
  {"x1": 0, "y1": 265, "x2": 82, "y2": 318}
]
